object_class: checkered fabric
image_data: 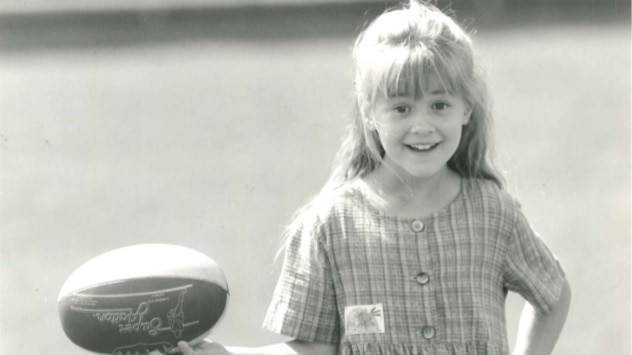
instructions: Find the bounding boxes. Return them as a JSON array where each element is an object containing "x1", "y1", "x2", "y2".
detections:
[{"x1": 263, "y1": 178, "x2": 565, "y2": 355}]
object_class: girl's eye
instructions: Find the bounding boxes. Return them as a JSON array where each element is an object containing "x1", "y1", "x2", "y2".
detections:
[
  {"x1": 431, "y1": 102, "x2": 450, "y2": 111},
  {"x1": 394, "y1": 105, "x2": 411, "y2": 114}
]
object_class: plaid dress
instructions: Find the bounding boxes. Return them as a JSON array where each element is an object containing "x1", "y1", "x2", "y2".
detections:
[{"x1": 263, "y1": 178, "x2": 565, "y2": 355}]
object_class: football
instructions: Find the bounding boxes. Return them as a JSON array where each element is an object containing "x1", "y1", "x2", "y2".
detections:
[{"x1": 58, "y1": 244, "x2": 229, "y2": 355}]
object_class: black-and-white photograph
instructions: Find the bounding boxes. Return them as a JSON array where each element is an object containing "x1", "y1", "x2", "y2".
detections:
[{"x1": 1, "y1": 0, "x2": 629, "y2": 354}]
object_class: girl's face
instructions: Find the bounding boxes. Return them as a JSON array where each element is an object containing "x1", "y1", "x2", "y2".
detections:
[{"x1": 369, "y1": 79, "x2": 471, "y2": 182}]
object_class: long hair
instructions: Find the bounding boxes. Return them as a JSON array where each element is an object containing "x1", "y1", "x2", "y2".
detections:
[
  {"x1": 327, "y1": 0, "x2": 504, "y2": 190},
  {"x1": 277, "y1": 1, "x2": 504, "y2": 258}
]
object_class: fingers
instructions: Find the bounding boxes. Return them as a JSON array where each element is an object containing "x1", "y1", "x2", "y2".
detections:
[
  {"x1": 148, "y1": 342, "x2": 189, "y2": 355},
  {"x1": 178, "y1": 341, "x2": 197, "y2": 355},
  {"x1": 147, "y1": 340, "x2": 221, "y2": 355}
]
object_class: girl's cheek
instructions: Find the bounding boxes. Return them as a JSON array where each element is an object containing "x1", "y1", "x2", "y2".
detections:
[{"x1": 375, "y1": 125, "x2": 396, "y2": 138}]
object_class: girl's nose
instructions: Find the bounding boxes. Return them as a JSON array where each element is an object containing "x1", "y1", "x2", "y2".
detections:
[{"x1": 410, "y1": 111, "x2": 435, "y2": 135}]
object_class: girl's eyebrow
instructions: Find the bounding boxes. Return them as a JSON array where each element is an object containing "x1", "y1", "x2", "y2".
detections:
[
  {"x1": 387, "y1": 87, "x2": 452, "y2": 98},
  {"x1": 428, "y1": 89, "x2": 450, "y2": 95}
]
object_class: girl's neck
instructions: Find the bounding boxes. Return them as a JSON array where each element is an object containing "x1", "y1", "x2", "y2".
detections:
[{"x1": 361, "y1": 165, "x2": 462, "y2": 218}]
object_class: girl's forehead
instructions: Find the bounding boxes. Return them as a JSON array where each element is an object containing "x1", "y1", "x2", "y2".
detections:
[
  {"x1": 383, "y1": 71, "x2": 457, "y2": 99},
  {"x1": 357, "y1": 42, "x2": 469, "y2": 101}
]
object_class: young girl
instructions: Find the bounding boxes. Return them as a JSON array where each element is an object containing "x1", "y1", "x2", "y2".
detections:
[{"x1": 153, "y1": 1, "x2": 570, "y2": 354}]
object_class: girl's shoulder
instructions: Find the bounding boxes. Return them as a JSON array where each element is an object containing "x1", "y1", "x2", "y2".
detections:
[
  {"x1": 310, "y1": 183, "x2": 363, "y2": 220},
  {"x1": 287, "y1": 183, "x2": 361, "y2": 233},
  {"x1": 462, "y1": 177, "x2": 522, "y2": 216},
  {"x1": 455, "y1": 178, "x2": 520, "y2": 236}
]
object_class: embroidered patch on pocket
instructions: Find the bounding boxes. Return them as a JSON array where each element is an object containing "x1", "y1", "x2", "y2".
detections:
[{"x1": 344, "y1": 303, "x2": 385, "y2": 335}]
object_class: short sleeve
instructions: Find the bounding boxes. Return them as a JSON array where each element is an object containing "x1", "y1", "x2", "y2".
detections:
[
  {"x1": 262, "y1": 220, "x2": 340, "y2": 343},
  {"x1": 502, "y1": 204, "x2": 566, "y2": 315}
]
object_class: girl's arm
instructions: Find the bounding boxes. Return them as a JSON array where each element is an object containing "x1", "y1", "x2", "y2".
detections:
[
  {"x1": 512, "y1": 277, "x2": 572, "y2": 355},
  {"x1": 150, "y1": 339, "x2": 337, "y2": 355},
  {"x1": 227, "y1": 340, "x2": 337, "y2": 355}
]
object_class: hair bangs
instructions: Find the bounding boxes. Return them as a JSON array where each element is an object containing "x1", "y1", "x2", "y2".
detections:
[{"x1": 369, "y1": 44, "x2": 467, "y2": 102}]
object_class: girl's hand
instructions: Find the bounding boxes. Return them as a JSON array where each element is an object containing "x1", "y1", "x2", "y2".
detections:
[{"x1": 149, "y1": 340, "x2": 232, "y2": 355}]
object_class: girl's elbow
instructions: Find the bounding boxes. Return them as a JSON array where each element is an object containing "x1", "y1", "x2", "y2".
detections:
[{"x1": 553, "y1": 277, "x2": 572, "y2": 313}]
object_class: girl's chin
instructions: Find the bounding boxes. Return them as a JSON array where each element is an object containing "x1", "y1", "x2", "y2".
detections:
[{"x1": 384, "y1": 163, "x2": 451, "y2": 182}]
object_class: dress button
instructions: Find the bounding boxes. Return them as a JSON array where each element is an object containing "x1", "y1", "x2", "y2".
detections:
[
  {"x1": 411, "y1": 220, "x2": 424, "y2": 232},
  {"x1": 412, "y1": 272, "x2": 430, "y2": 285},
  {"x1": 421, "y1": 325, "x2": 436, "y2": 339}
]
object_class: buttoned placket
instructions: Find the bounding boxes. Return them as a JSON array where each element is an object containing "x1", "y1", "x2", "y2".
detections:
[{"x1": 410, "y1": 219, "x2": 437, "y2": 341}]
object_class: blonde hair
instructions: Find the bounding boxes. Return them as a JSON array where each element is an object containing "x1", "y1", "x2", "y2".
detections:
[
  {"x1": 277, "y1": 1, "x2": 504, "y2": 258},
  {"x1": 328, "y1": 0, "x2": 504, "y2": 189}
]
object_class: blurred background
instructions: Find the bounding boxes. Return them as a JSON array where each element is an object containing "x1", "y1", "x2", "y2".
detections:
[{"x1": 1, "y1": 0, "x2": 629, "y2": 354}]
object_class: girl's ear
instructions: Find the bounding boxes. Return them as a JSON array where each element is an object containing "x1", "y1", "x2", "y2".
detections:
[
  {"x1": 462, "y1": 106, "x2": 473, "y2": 125},
  {"x1": 359, "y1": 98, "x2": 377, "y2": 130}
]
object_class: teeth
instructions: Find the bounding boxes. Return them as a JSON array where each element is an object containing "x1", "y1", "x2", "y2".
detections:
[{"x1": 409, "y1": 143, "x2": 436, "y2": 151}]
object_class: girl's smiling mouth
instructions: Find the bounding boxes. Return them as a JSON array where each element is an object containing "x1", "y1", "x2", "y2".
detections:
[{"x1": 406, "y1": 143, "x2": 440, "y2": 152}]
